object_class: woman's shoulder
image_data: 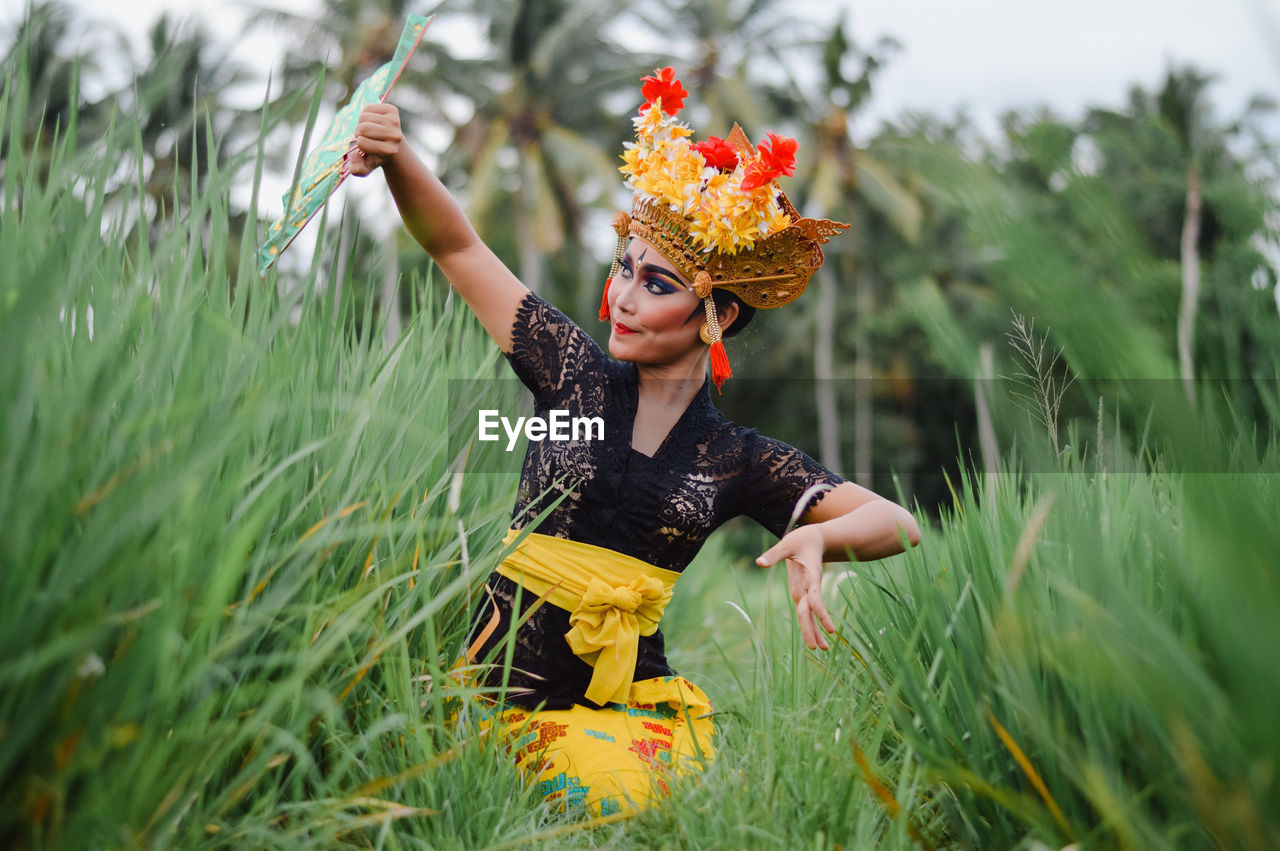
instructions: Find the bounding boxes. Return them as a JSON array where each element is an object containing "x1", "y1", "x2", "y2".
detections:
[
  {"x1": 511, "y1": 290, "x2": 582, "y2": 340},
  {"x1": 697, "y1": 405, "x2": 776, "y2": 456},
  {"x1": 507, "y1": 291, "x2": 615, "y2": 396},
  {"x1": 685, "y1": 403, "x2": 786, "y2": 475},
  {"x1": 703, "y1": 410, "x2": 837, "y2": 481},
  {"x1": 713, "y1": 418, "x2": 845, "y2": 533}
]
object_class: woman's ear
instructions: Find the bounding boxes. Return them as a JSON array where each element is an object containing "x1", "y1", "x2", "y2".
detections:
[{"x1": 716, "y1": 300, "x2": 741, "y2": 335}]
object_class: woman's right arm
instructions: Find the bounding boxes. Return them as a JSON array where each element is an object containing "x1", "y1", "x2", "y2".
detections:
[{"x1": 349, "y1": 103, "x2": 528, "y2": 352}]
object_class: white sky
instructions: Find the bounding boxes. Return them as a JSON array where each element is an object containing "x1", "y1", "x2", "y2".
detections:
[{"x1": 848, "y1": 0, "x2": 1280, "y2": 132}]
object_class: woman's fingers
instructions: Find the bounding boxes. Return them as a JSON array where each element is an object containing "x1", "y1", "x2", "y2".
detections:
[
  {"x1": 757, "y1": 524, "x2": 816, "y2": 569},
  {"x1": 795, "y1": 595, "x2": 817, "y2": 649},
  {"x1": 353, "y1": 125, "x2": 400, "y2": 156},
  {"x1": 756, "y1": 540, "x2": 787, "y2": 568},
  {"x1": 790, "y1": 559, "x2": 832, "y2": 650},
  {"x1": 809, "y1": 582, "x2": 836, "y2": 637},
  {"x1": 354, "y1": 135, "x2": 399, "y2": 161},
  {"x1": 759, "y1": 527, "x2": 834, "y2": 651},
  {"x1": 348, "y1": 104, "x2": 404, "y2": 175},
  {"x1": 786, "y1": 559, "x2": 806, "y2": 602},
  {"x1": 796, "y1": 594, "x2": 830, "y2": 650}
]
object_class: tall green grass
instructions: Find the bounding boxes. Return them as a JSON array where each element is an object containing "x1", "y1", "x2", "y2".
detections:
[
  {"x1": 830, "y1": 411, "x2": 1280, "y2": 848},
  {"x1": 0, "y1": 71, "x2": 537, "y2": 847},
  {"x1": 4, "y1": 66, "x2": 1278, "y2": 850}
]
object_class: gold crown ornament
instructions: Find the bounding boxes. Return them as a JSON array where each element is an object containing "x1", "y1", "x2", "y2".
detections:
[{"x1": 600, "y1": 67, "x2": 849, "y2": 390}]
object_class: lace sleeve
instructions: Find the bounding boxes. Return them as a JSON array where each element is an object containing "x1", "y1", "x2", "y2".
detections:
[
  {"x1": 504, "y1": 292, "x2": 606, "y2": 401},
  {"x1": 740, "y1": 433, "x2": 846, "y2": 538}
]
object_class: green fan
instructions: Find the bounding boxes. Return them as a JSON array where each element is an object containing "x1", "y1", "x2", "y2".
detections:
[{"x1": 258, "y1": 14, "x2": 432, "y2": 275}]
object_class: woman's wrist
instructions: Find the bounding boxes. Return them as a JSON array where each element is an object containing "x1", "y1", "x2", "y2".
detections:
[
  {"x1": 380, "y1": 139, "x2": 413, "y2": 178},
  {"x1": 786, "y1": 523, "x2": 828, "y2": 561},
  {"x1": 812, "y1": 499, "x2": 919, "y2": 562}
]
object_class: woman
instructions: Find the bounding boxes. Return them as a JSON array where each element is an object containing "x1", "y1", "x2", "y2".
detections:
[{"x1": 348, "y1": 68, "x2": 920, "y2": 818}]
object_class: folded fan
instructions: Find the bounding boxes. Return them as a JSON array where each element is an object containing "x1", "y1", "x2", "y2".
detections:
[{"x1": 258, "y1": 14, "x2": 433, "y2": 275}]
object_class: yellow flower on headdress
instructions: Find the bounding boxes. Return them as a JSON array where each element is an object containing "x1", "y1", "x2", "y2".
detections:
[{"x1": 620, "y1": 145, "x2": 648, "y2": 183}]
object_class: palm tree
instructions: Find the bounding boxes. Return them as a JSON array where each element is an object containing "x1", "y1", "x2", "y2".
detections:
[
  {"x1": 626, "y1": 0, "x2": 815, "y2": 133},
  {"x1": 246, "y1": 0, "x2": 477, "y2": 129},
  {"x1": 1085, "y1": 65, "x2": 1273, "y2": 406},
  {"x1": 247, "y1": 0, "x2": 513, "y2": 339}
]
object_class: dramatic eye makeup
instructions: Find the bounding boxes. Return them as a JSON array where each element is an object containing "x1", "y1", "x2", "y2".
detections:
[
  {"x1": 621, "y1": 251, "x2": 684, "y2": 294},
  {"x1": 642, "y1": 273, "x2": 679, "y2": 294}
]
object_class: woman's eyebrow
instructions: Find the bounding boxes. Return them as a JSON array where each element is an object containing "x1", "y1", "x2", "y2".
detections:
[
  {"x1": 645, "y1": 265, "x2": 686, "y2": 286},
  {"x1": 627, "y1": 247, "x2": 687, "y2": 287}
]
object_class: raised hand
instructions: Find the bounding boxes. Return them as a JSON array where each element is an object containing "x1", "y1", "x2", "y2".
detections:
[{"x1": 347, "y1": 103, "x2": 404, "y2": 177}]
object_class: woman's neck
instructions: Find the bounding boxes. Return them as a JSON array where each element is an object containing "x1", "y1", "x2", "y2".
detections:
[{"x1": 635, "y1": 352, "x2": 707, "y2": 408}]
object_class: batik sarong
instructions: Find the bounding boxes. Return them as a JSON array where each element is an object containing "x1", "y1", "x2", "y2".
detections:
[{"x1": 457, "y1": 675, "x2": 714, "y2": 817}]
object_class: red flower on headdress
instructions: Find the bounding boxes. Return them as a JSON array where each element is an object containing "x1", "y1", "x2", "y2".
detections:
[
  {"x1": 758, "y1": 133, "x2": 797, "y2": 176},
  {"x1": 739, "y1": 132, "x2": 798, "y2": 190},
  {"x1": 640, "y1": 66, "x2": 688, "y2": 116},
  {"x1": 691, "y1": 136, "x2": 739, "y2": 171}
]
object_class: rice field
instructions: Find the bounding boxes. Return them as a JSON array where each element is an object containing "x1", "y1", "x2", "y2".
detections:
[{"x1": 2, "y1": 72, "x2": 1278, "y2": 849}]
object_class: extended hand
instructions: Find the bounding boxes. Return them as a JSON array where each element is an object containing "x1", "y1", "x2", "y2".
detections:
[
  {"x1": 756, "y1": 525, "x2": 835, "y2": 650},
  {"x1": 347, "y1": 103, "x2": 404, "y2": 177}
]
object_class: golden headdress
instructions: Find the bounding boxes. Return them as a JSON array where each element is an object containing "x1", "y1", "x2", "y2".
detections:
[{"x1": 601, "y1": 67, "x2": 849, "y2": 390}]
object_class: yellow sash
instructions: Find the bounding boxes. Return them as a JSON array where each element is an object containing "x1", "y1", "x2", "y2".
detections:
[{"x1": 496, "y1": 529, "x2": 681, "y2": 706}]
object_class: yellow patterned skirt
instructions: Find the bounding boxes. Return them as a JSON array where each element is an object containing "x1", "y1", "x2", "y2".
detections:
[{"x1": 457, "y1": 675, "x2": 716, "y2": 818}]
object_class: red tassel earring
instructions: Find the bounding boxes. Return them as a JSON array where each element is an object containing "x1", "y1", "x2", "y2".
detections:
[
  {"x1": 701, "y1": 296, "x2": 732, "y2": 392},
  {"x1": 599, "y1": 277, "x2": 612, "y2": 321},
  {"x1": 709, "y1": 339, "x2": 732, "y2": 390}
]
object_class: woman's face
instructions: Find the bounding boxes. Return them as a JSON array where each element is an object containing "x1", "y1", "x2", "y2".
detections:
[{"x1": 606, "y1": 236, "x2": 704, "y2": 364}]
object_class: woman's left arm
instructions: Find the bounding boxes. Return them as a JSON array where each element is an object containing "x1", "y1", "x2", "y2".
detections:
[{"x1": 755, "y1": 482, "x2": 921, "y2": 650}]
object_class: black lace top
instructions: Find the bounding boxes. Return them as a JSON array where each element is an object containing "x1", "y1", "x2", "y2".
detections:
[{"x1": 468, "y1": 292, "x2": 843, "y2": 708}]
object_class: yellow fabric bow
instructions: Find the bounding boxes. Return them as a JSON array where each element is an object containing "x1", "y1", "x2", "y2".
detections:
[
  {"x1": 494, "y1": 529, "x2": 682, "y2": 706},
  {"x1": 565, "y1": 576, "x2": 672, "y2": 705}
]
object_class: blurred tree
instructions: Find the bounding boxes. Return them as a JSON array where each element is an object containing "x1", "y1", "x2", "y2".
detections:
[
  {"x1": 245, "y1": 0, "x2": 639, "y2": 333},
  {"x1": 790, "y1": 19, "x2": 921, "y2": 488},
  {"x1": 0, "y1": 0, "x2": 105, "y2": 189},
  {"x1": 449, "y1": 0, "x2": 645, "y2": 298},
  {"x1": 821, "y1": 22, "x2": 918, "y2": 486},
  {"x1": 853, "y1": 117, "x2": 998, "y2": 507},
  {"x1": 124, "y1": 14, "x2": 250, "y2": 229},
  {"x1": 1159, "y1": 68, "x2": 1213, "y2": 405},
  {"x1": 1086, "y1": 67, "x2": 1278, "y2": 398},
  {"x1": 901, "y1": 70, "x2": 1279, "y2": 475},
  {"x1": 246, "y1": 0, "x2": 472, "y2": 117}
]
